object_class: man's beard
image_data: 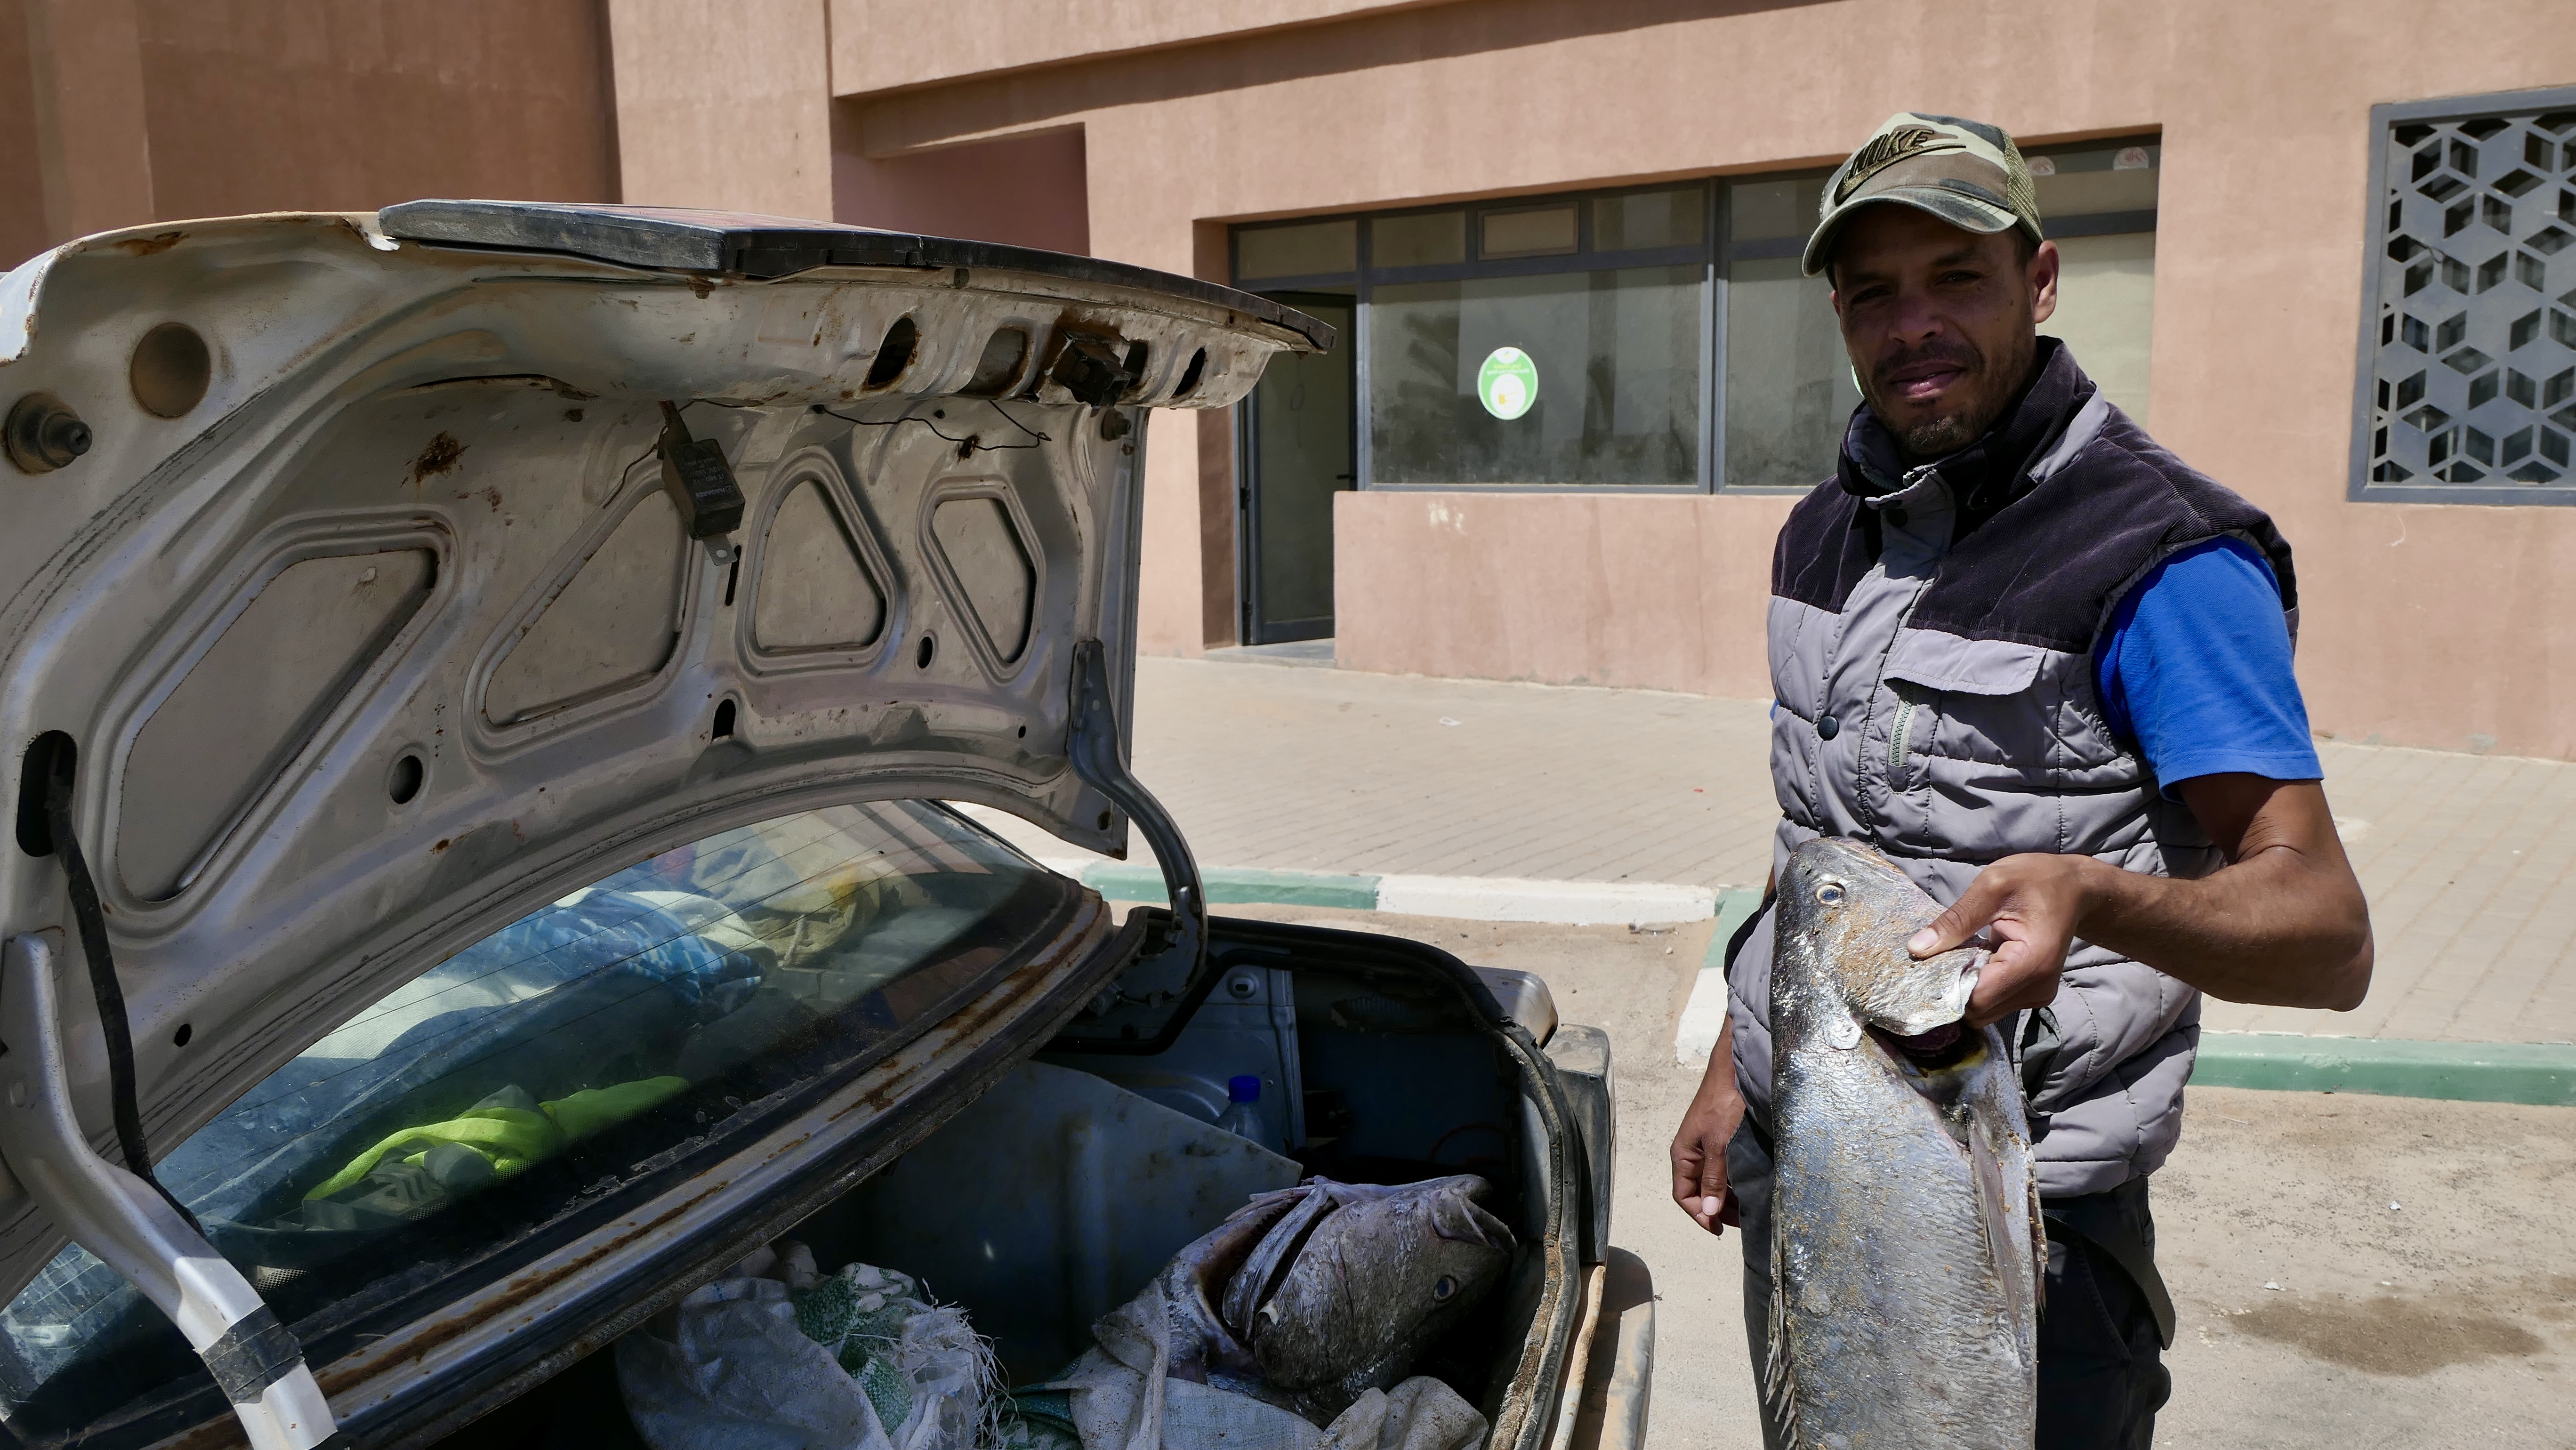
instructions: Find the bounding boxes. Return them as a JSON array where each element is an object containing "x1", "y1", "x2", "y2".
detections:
[
  {"x1": 1894, "y1": 409, "x2": 1978, "y2": 459},
  {"x1": 1862, "y1": 330, "x2": 2035, "y2": 462}
]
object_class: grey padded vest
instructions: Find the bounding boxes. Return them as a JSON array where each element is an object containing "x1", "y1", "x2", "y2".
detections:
[{"x1": 1727, "y1": 341, "x2": 2298, "y2": 1199}]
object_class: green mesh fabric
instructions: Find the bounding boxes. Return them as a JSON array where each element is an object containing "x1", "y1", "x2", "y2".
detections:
[
  {"x1": 791, "y1": 1263, "x2": 930, "y2": 1437},
  {"x1": 793, "y1": 1264, "x2": 919, "y2": 1343},
  {"x1": 854, "y1": 1353, "x2": 913, "y2": 1435}
]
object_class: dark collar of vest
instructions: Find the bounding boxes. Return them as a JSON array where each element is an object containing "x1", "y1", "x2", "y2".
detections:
[{"x1": 1835, "y1": 338, "x2": 2096, "y2": 533}]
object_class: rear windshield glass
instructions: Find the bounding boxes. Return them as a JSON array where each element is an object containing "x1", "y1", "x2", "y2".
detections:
[{"x1": 0, "y1": 801, "x2": 1071, "y2": 1439}]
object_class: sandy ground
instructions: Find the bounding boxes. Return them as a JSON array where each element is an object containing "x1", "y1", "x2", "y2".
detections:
[{"x1": 1207, "y1": 903, "x2": 2576, "y2": 1449}]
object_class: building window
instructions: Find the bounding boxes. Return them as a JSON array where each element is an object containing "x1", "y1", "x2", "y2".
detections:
[
  {"x1": 1717, "y1": 173, "x2": 1854, "y2": 491},
  {"x1": 1237, "y1": 185, "x2": 1712, "y2": 492},
  {"x1": 1718, "y1": 140, "x2": 2161, "y2": 490},
  {"x1": 2352, "y1": 86, "x2": 2576, "y2": 504},
  {"x1": 1369, "y1": 264, "x2": 1703, "y2": 488},
  {"x1": 1230, "y1": 142, "x2": 2158, "y2": 495}
]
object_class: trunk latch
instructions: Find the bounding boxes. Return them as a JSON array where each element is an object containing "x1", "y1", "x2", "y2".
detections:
[{"x1": 656, "y1": 401, "x2": 746, "y2": 540}]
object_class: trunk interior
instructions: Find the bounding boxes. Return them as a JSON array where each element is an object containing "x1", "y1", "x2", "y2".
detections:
[{"x1": 424, "y1": 912, "x2": 1564, "y2": 1450}]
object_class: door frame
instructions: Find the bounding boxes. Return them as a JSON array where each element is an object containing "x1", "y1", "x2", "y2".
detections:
[{"x1": 1234, "y1": 290, "x2": 1355, "y2": 646}]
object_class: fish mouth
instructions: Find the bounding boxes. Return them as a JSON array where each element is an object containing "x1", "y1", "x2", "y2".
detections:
[{"x1": 1867, "y1": 1020, "x2": 1980, "y2": 1071}]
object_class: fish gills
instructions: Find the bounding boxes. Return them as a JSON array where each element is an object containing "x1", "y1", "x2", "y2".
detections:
[{"x1": 1766, "y1": 837, "x2": 2041, "y2": 1449}]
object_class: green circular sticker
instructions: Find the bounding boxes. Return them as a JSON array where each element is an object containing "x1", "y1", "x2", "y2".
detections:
[{"x1": 1477, "y1": 346, "x2": 1538, "y2": 420}]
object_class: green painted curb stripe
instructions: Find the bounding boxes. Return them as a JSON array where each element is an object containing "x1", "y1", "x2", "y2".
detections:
[
  {"x1": 1083, "y1": 864, "x2": 1384, "y2": 910},
  {"x1": 1066, "y1": 872, "x2": 2573, "y2": 1108},
  {"x1": 1704, "y1": 887, "x2": 1764, "y2": 971},
  {"x1": 2195, "y1": 1033, "x2": 2576, "y2": 1106}
]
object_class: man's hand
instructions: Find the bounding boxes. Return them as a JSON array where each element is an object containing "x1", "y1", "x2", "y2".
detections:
[
  {"x1": 1905, "y1": 853, "x2": 2102, "y2": 1028},
  {"x1": 1670, "y1": 1015, "x2": 1745, "y2": 1235},
  {"x1": 1905, "y1": 776, "x2": 2373, "y2": 1015}
]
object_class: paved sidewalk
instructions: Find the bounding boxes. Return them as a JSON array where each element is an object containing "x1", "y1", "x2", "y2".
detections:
[{"x1": 970, "y1": 653, "x2": 2576, "y2": 1046}]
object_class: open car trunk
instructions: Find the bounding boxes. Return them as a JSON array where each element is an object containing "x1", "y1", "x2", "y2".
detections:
[
  {"x1": 399, "y1": 910, "x2": 1594, "y2": 1450},
  {"x1": 0, "y1": 203, "x2": 1635, "y2": 1450}
]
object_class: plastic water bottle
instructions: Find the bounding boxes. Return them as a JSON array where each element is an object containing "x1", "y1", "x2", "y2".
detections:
[{"x1": 1216, "y1": 1075, "x2": 1275, "y2": 1151}]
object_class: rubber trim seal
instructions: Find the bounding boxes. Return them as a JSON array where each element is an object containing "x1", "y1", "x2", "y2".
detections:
[{"x1": 36, "y1": 739, "x2": 204, "y2": 1234}]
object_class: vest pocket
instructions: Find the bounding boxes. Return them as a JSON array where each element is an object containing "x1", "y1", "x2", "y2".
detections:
[{"x1": 1883, "y1": 628, "x2": 2050, "y2": 696}]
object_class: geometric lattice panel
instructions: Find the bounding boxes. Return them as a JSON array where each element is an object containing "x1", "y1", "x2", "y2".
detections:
[{"x1": 2367, "y1": 101, "x2": 2576, "y2": 490}]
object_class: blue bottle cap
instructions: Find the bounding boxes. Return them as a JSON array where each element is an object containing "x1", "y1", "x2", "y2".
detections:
[{"x1": 1228, "y1": 1074, "x2": 1261, "y2": 1104}]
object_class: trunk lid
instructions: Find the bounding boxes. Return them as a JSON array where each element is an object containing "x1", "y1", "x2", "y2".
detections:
[{"x1": 0, "y1": 204, "x2": 1322, "y2": 1442}]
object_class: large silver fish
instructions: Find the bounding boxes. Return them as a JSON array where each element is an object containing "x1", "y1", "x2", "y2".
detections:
[
  {"x1": 1105, "y1": 1174, "x2": 1514, "y2": 1424},
  {"x1": 1224, "y1": 1176, "x2": 1515, "y2": 1423},
  {"x1": 1767, "y1": 838, "x2": 2042, "y2": 1448}
]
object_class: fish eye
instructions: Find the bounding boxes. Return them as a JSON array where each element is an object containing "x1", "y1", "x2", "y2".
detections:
[
  {"x1": 1815, "y1": 882, "x2": 1845, "y2": 905},
  {"x1": 1433, "y1": 1275, "x2": 1457, "y2": 1300}
]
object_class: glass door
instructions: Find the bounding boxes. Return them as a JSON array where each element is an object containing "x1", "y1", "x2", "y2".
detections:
[{"x1": 1240, "y1": 292, "x2": 1354, "y2": 645}]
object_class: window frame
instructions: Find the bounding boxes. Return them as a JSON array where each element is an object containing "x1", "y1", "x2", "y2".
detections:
[
  {"x1": 1230, "y1": 141, "x2": 2161, "y2": 497},
  {"x1": 1233, "y1": 183, "x2": 1723, "y2": 496},
  {"x1": 2348, "y1": 84, "x2": 2576, "y2": 506},
  {"x1": 1711, "y1": 165, "x2": 1829, "y2": 496}
]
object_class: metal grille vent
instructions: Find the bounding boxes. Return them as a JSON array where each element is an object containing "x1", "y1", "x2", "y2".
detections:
[{"x1": 2361, "y1": 94, "x2": 2576, "y2": 498}]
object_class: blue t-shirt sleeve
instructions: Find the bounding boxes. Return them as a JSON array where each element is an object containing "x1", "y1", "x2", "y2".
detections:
[{"x1": 2095, "y1": 537, "x2": 2322, "y2": 797}]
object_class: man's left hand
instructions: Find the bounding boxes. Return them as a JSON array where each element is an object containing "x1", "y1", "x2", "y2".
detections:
[{"x1": 1906, "y1": 853, "x2": 2102, "y2": 1028}]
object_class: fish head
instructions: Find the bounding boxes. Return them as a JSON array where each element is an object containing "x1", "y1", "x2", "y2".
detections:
[
  {"x1": 1779, "y1": 837, "x2": 1983, "y2": 1038},
  {"x1": 1245, "y1": 1175, "x2": 1516, "y2": 1419},
  {"x1": 1131, "y1": 1185, "x2": 1310, "y2": 1378}
]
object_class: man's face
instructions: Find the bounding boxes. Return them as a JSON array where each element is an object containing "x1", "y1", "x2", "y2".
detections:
[{"x1": 1829, "y1": 205, "x2": 2059, "y2": 461}]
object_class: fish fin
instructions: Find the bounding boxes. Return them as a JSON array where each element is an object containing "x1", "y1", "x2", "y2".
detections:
[
  {"x1": 1220, "y1": 1184, "x2": 1337, "y2": 1339},
  {"x1": 2028, "y1": 1157, "x2": 2049, "y2": 1320},
  {"x1": 1429, "y1": 1189, "x2": 1517, "y2": 1252},
  {"x1": 1971, "y1": 1117, "x2": 2037, "y2": 1354},
  {"x1": 1761, "y1": 1229, "x2": 1801, "y2": 1448}
]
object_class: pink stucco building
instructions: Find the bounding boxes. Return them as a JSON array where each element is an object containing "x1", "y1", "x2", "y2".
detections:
[{"x1": 7, "y1": 0, "x2": 2574, "y2": 757}]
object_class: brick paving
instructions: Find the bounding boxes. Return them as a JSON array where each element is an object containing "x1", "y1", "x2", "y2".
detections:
[{"x1": 964, "y1": 652, "x2": 2576, "y2": 1046}]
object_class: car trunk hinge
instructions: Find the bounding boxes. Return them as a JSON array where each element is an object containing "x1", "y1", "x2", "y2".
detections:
[
  {"x1": 0, "y1": 933, "x2": 346, "y2": 1450},
  {"x1": 1066, "y1": 638, "x2": 1205, "y2": 990}
]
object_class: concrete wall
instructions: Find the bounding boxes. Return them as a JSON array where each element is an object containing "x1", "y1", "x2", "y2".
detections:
[
  {"x1": 0, "y1": 3, "x2": 46, "y2": 268},
  {"x1": 830, "y1": 0, "x2": 2576, "y2": 760},
  {"x1": 0, "y1": 0, "x2": 617, "y2": 270},
  {"x1": 1333, "y1": 490, "x2": 1798, "y2": 696},
  {"x1": 607, "y1": 0, "x2": 829, "y2": 216},
  {"x1": 825, "y1": 0, "x2": 1466, "y2": 97},
  {"x1": 833, "y1": 125, "x2": 1090, "y2": 254},
  {"x1": 137, "y1": 0, "x2": 618, "y2": 220}
]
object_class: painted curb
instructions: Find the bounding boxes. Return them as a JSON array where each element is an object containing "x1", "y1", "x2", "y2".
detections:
[
  {"x1": 2194, "y1": 1032, "x2": 2576, "y2": 1106},
  {"x1": 1079, "y1": 863, "x2": 1722, "y2": 925},
  {"x1": 1674, "y1": 889, "x2": 1764, "y2": 1066},
  {"x1": 1376, "y1": 875, "x2": 1715, "y2": 925},
  {"x1": 1085, "y1": 862, "x2": 1382, "y2": 910},
  {"x1": 1066, "y1": 859, "x2": 2576, "y2": 1107},
  {"x1": 1672, "y1": 979, "x2": 2576, "y2": 1106}
]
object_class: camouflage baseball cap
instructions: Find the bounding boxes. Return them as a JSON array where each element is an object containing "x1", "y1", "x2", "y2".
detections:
[{"x1": 1801, "y1": 113, "x2": 2045, "y2": 277}]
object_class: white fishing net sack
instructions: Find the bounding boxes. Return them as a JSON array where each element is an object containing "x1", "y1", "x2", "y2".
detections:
[{"x1": 617, "y1": 1244, "x2": 1003, "y2": 1450}]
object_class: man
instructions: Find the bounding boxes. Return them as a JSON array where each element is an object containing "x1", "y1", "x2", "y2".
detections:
[{"x1": 1668, "y1": 113, "x2": 2374, "y2": 1449}]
